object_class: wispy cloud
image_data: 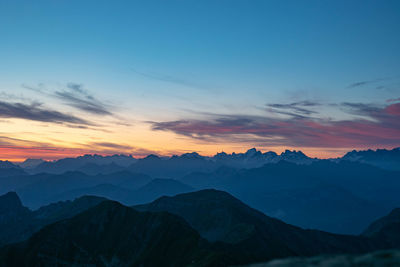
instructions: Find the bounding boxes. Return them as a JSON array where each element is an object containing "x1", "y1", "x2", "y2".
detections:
[
  {"x1": 347, "y1": 78, "x2": 389, "y2": 88},
  {"x1": 266, "y1": 100, "x2": 320, "y2": 117},
  {"x1": 54, "y1": 83, "x2": 113, "y2": 115},
  {"x1": 0, "y1": 100, "x2": 91, "y2": 125},
  {"x1": 0, "y1": 136, "x2": 161, "y2": 161},
  {"x1": 149, "y1": 101, "x2": 400, "y2": 148},
  {"x1": 387, "y1": 97, "x2": 400, "y2": 103},
  {"x1": 23, "y1": 83, "x2": 114, "y2": 116}
]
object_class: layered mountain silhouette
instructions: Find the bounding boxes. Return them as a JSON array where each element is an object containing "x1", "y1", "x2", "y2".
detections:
[
  {"x1": 0, "y1": 201, "x2": 230, "y2": 267},
  {"x1": 341, "y1": 147, "x2": 400, "y2": 170},
  {"x1": 0, "y1": 192, "x2": 106, "y2": 246},
  {"x1": 1, "y1": 190, "x2": 400, "y2": 266},
  {"x1": 180, "y1": 160, "x2": 397, "y2": 234},
  {"x1": 0, "y1": 171, "x2": 152, "y2": 208},
  {"x1": 4, "y1": 147, "x2": 400, "y2": 177},
  {"x1": 362, "y1": 208, "x2": 400, "y2": 247},
  {"x1": 16, "y1": 159, "x2": 45, "y2": 169},
  {"x1": 135, "y1": 189, "x2": 381, "y2": 262},
  {"x1": 30, "y1": 154, "x2": 137, "y2": 175},
  {"x1": 1, "y1": 147, "x2": 399, "y2": 235},
  {"x1": 48, "y1": 178, "x2": 194, "y2": 206}
]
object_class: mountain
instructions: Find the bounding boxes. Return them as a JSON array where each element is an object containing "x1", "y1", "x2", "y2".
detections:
[
  {"x1": 0, "y1": 191, "x2": 106, "y2": 246},
  {"x1": 42, "y1": 177, "x2": 193, "y2": 207},
  {"x1": 212, "y1": 149, "x2": 280, "y2": 169},
  {"x1": 341, "y1": 147, "x2": 400, "y2": 170},
  {"x1": 22, "y1": 148, "x2": 313, "y2": 178},
  {"x1": 0, "y1": 161, "x2": 26, "y2": 177},
  {"x1": 46, "y1": 183, "x2": 134, "y2": 205},
  {"x1": 75, "y1": 162, "x2": 125, "y2": 175},
  {"x1": 0, "y1": 170, "x2": 151, "y2": 209},
  {"x1": 16, "y1": 159, "x2": 45, "y2": 169},
  {"x1": 130, "y1": 178, "x2": 194, "y2": 205},
  {"x1": 0, "y1": 190, "x2": 396, "y2": 266},
  {"x1": 211, "y1": 148, "x2": 314, "y2": 169},
  {"x1": 0, "y1": 201, "x2": 227, "y2": 267},
  {"x1": 0, "y1": 168, "x2": 26, "y2": 177},
  {"x1": 362, "y1": 208, "x2": 400, "y2": 247},
  {"x1": 280, "y1": 149, "x2": 313, "y2": 164},
  {"x1": 0, "y1": 192, "x2": 31, "y2": 225},
  {"x1": 135, "y1": 189, "x2": 381, "y2": 262},
  {"x1": 29, "y1": 154, "x2": 137, "y2": 174},
  {"x1": 0, "y1": 161, "x2": 18, "y2": 169},
  {"x1": 128, "y1": 153, "x2": 217, "y2": 179},
  {"x1": 180, "y1": 161, "x2": 388, "y2": 234},
  {"x1": 0, "y1": 192, "x2": 32, "y2": 246}
]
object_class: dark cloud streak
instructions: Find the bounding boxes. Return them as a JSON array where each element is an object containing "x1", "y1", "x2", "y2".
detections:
[
  {"x1": 55, "y1": 83, "x2": 113, "y2": 116},
  {"x1": 149, "y1": 102, "x2": 400, "y2": 148},
  {"x1": 0, "y1": 100, "x2": 90, "y2": 125}
]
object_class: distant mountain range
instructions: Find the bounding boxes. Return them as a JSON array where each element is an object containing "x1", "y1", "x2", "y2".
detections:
[
  {"x1": 0, "y1": 148, "x2": 399, "y2": 234},
  {"x1": 0, "y1": 190, "x2": 399, "y2": 266},
  {"x1": 2, "y1": 147, "x2": 398, "y2": 178}
]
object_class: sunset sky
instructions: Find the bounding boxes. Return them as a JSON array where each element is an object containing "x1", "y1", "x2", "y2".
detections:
[{"x1": 1, "y1": 0, "x2": 400, "y2": 161}]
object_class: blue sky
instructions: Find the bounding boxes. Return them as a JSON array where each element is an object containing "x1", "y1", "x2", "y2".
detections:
[{"x1": 0, "y1": 0, "x2": 400, "y2": 160}]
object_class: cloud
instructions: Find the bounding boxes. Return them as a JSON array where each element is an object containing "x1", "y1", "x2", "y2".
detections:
[
  {"x1": 347, "y1": 78, "x2": 388, "y2": 88},
  {"x1": 54, "y1": 83, "x2": 113, "y2": 115},
  {"x1": 0, "y1": 100, "x2": 91, "y2": 125},
  {"x1": 149, "y1": 102, "x2": 400, "y2": 148},
  {"x1": 387, "y1": 97, "x2": 400, "y2": 103},
  {"x1": 90, "y1": 142, "x2": 134, "y2": 151},
  {"x1": 23, "y1": 83, "x2": 113, "y2": 116},
  {"x1": 0, "y1": 136, "x2": 161, "y2": 161},
  {"x1": 266, "y1": 100, "x2": 320, "y2": 117}
]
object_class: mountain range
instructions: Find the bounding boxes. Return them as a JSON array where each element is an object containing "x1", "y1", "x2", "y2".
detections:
[
  {"x1": 0, "y1": 148, "x2": 399, "y2": 234},
  {"x1": 0, "y1": 189, "x2": 399, "y2": 266},
  {"x1": 4, "y1": 147, "x2": 396, "y2": 176}
]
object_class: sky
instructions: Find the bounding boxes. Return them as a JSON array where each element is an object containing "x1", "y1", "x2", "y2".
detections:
[{"x1": 0, "y1": 0, "x2": 400, "y2": 161}]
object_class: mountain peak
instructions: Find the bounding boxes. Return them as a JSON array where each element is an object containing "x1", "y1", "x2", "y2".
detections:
[
  {"x1": 179, "y1": 152, "x2": 203, "y2": 159},
  {"x1": 362, "y1": 208, "x2": 400, "y2": 237},
  {"x1": 0, "y1": 160, "x2": 18, "y2": 169},
  {"x1": 0, "y1": 192, "x2": 23, "y2": 209},
  {"x1": 245, "y1": 148, "x2": 260, "y2": 156}
]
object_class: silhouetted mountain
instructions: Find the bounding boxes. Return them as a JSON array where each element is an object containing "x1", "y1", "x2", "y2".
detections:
[
  {"x1": 0, "y1": 192, "x2": 32, "y2": 246},
  {"x1": 75, "y1": 162, "x2": 125, "y2": 175},
  {"x1": 0, "y1": 192, "x2": 30, "y2": 225},
  {"x1": 128, "y1": 153, "x2": 217, "y2": 179},
  {"x1": 362, "y1": 208, "x2": 400, "y2": 247},
  {"x1": 0, "y1": 168, "x2": 26, "y2": 177},
  {"x1": 0, "y1": 161, "x2": 18, "y2": 169},
  {"x1": 131, "y1": 178, "x2": 194, "y2": 205},
  {"x1": 0, "y1": 171, "x2": 151, "y2": 209},
  {"x1": 180, "y1": 161, "x2": 389, "y2": 234},
  {"x1": 47, "y1": 183, "x2": 134, "y2": 204},
  {"x1": 135, "y1": 189, "x2": 380, "y2": 262},
  {"x1": 280, "y1": 149, "x2": 313, "y2": 164},
  {"x1": 211, "y1": 148, "x2": 314, "y2": 169},
  {"x1": 212, "y1": 149, "x2": 279, "y2": 169},
  {"x1": 0, "y1": 190, "x2": 397, "y2": 266},
  {"x1": 0, "y1": 201, "x2": 225, "y2": 267},
  {"x1": 30, "y1": 154, "x2": 137, "y2": 174},
  {"x1": 16, "y1": 159, "x2": 45, "y2": 169},
  {"x1": 44, "y1": 177, "x2": 193, "y2": 207},
  {"x1": 341, "y1": 147, "x2": 400, "y2": 170},
  {"x1": 0, "y1": 191, "x2": 106, "y2": 246},
  {"x1": 0, "y1": 161, "x2": 26, "y2": 177}
]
